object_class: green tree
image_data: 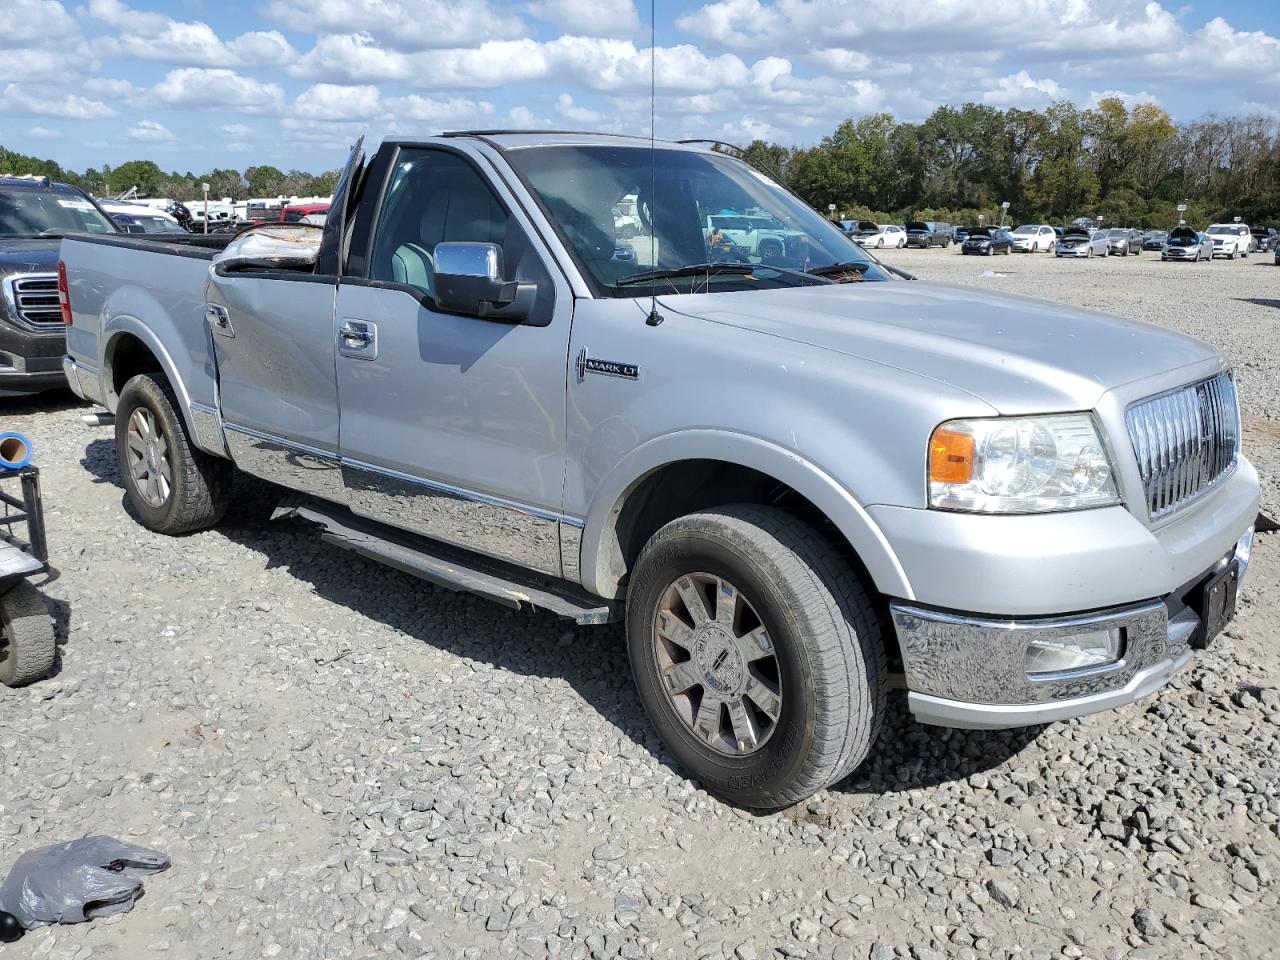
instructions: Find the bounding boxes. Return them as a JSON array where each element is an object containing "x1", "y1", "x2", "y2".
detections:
[{"x1": 244, "y1": 164, "x2": 286, "y2": 197}]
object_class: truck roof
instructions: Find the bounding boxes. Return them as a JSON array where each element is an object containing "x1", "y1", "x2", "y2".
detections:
[{"x1": 438, "y1": 130, "x2": 713, "y2": 152}]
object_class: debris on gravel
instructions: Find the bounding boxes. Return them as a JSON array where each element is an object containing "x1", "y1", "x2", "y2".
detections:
[{"x1": 1, "y1": 250, "x2": 1277, "y2": 958}]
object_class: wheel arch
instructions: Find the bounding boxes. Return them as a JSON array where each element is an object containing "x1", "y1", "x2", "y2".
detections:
[
  {"x1": 578, "y1": 431, "x2": 913, "y2": 605},
  {"x1": 101, "y1": 321, "x2": 213, "y2": 454}
]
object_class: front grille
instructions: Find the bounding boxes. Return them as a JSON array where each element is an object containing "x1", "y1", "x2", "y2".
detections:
[
  {"x1": 1, "y1": 273, "x2": 62, "y2": 332},
  {"x1": 1126, "y1": 372, "x2": 1239, "y2": 519}
]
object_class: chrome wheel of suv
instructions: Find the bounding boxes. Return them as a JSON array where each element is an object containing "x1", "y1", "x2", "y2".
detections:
[{"x1": 652, "y1": 572, "x2": 782, "y2": 756}]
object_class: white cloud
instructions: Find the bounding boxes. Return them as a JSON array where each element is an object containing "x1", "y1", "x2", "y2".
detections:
[
  {"x1": 0, "y1": 84, "x2": 115, "y2": 119},
  {"x1": 982, "y1": 71, "x2": 1065, "y2": 108},
  {"x1": 555, "y1": 93, "x2": 604, "y2": 124},
  {"x1": 220, "y1": 123, "x2": 253, "y2": 139},
  {"x1": 1086, "y1": 89, "x2": 1161, "y2": 110},
  {"x1": 28, "y1": 126, "x2": 62, "y2": 140},
  {"x1": 383, "y1": 95, "x2": 494, "y2": 126},
  {"x1": 151, "y1": 69, "x2": 284, "y2": 113},
  {"x1": 292, "y1": 83, "x2": 382, "y2": 121},
  {"x1": 529, "y1": 0, "x2": 641, "y2": 39},
  {"x1": 87, "y1": 0, "x2": 297, "y2": 67},
  {"x1": 0, "y1": 0, "x2": 79, "y2": 48},
  {"x1": 262, "y1": 0, "x2": 525, "y2": 51},
  {"x1": 128, "y1": 119, "x2": 175, "y2": 142}
]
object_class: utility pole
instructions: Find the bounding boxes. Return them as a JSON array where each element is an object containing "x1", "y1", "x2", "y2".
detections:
[{"x1": 202, "y1": 182, "x2": 209, "y2": 235}]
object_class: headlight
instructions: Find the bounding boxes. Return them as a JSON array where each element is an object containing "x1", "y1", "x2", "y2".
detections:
[{"x1": 928, "y1": 414, "x2": 1120, "y2": 513}]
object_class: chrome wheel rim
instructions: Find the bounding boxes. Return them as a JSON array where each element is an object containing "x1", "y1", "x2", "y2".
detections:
[
  {"x1": 652, "y1": 573, "x2": 782, "y2": 756},
  {"x1": 126, "y1": 408, "x2": 172, "y2": 508}
]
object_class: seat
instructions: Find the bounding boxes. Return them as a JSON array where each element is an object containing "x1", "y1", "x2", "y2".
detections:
[{"x1": 391, "y1": 243, "x2": 434, "y2": 296}]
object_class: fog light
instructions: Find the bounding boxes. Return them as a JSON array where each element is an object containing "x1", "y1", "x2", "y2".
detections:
[{"x1": 1025, "y1": 629, "x2": 1123, "y2": 676}]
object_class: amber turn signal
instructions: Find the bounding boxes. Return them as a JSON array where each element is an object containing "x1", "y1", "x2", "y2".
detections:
[{"x1": 929, "y1": 427, "x2": 975, "y2": 485}]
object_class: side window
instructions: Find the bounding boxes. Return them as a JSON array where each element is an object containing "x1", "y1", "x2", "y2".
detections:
[{"x1": 369, "y1": 148, "x2": 554, "y2": 323}]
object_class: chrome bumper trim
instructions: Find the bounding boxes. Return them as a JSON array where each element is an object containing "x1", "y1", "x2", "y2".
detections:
[{"x1": 907, "y1": 647, "x2": 1195, "y2": 729}]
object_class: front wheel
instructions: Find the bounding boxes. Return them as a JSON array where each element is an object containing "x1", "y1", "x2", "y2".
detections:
[
  {"x1": 115, "y1": 373, "x2": 233, "y2": 535},
  {"x1": 626, "y1": 505, "x2": 886, "y2": 809}
]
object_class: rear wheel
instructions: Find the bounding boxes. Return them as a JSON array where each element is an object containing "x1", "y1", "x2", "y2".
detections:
[
  {"x1": 626, "y1": 505, "x2": 886, "y2": 809},
  {"x1": 115, "y1": 373, "x2": 232, "y2": 535},
  {"x1": 0, "y1": 581, "x2": 54, "y2": 687}
]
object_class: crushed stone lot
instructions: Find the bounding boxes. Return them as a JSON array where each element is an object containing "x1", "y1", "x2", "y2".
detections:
[{"x1": 2, "y1": 249, "x2": 1278, "y2": 960}]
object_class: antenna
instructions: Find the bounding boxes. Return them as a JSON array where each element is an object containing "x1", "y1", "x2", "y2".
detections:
[{"x1": 645, "y1": 0, "x2": 663, "y2": 327}]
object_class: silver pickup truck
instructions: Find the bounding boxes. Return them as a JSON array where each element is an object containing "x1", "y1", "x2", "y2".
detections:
[{"x1": 61, "y1": 133, "x2": 1258, "y2": 808}]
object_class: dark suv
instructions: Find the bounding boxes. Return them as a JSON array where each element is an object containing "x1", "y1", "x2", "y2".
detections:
[
  {"x1": 0, "y1": 176, "x2": 118, "y2": 397},
  {"x1": 905, "y1": 220, "x2": 952, "y2": 248}
]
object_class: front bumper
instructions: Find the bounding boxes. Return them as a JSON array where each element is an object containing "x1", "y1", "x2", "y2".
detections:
[
  {"x1": 1055, "y1": 246, "x2": 1089, "y2": 257},
  {"x1": 892, "y1": 527, "x2": 1253, "y2": 729}
]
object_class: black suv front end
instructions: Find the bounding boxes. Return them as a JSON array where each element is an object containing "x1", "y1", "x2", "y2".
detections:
[{"x1": 0, "y1": 177, "x2": 119, "y2": 398}]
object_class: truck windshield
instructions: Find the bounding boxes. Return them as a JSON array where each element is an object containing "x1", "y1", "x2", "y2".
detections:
[
  {"x1": 0, "y1": 191, "x2": 115, "y2": 237},
  {"x1": 505, "y1": 145, "x2": 889, "y2": 295}
]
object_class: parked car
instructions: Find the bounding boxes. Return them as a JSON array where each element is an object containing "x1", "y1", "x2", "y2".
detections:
[
  {"x1": 1206, "y1": 223, "x2": 1251, "y2": 259},
  {"x1": 280, "y1": 202, "x2": 330, "y2": 224},
  {"x1": 0, "y1": 175, "x2": 120, "y2": 397},
  {"x1": 706, "y1": 213, "x2": 805, "y2": 260},
  {"x1": 1249, "y1": 226, "x2": 1276, "y2": 253},
  {"x1": 855, "y1": 223, "x2": 906, "y2": 248},
  {"x1": 950, "y1": 225, "x2": 970, "y2": 244},
  {"x1": 1142, "y1": 230, "x2": 1168, "y2": 252},
  {"x1": 1055, "y1": 226, "x2": 1109, "y2": 258},
  {"x1": 1162, "y1": 226, "x2": 1214, "y2": 262},
  {"x1": 1104, "y1": 228, "x2": 1143, "y2": 257},
  {"x1": 961, "y1": 226, "x2": 1013, "y2": 255},
  {"x1": 99, "y1": 201, "x2": 187, "y2": 234},
  {"x1": 61, "y1": 133, "x2": 1258, "y2": 809},
  {"x1": 905, "y1": 220, "x2": 951, "y2": 248},
  {"x1": 1009, "y1": 224, "x2": 1056, "y2": 253}
]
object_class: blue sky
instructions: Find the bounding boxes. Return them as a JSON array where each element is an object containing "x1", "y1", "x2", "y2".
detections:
[{"x1": 2, "y1": 0, "x2": 1278, "y2": 174}]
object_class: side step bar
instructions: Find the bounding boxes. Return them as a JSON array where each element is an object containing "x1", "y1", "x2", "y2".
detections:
[{"x1": 273, "y1": 499, "x2": 622, "y2": 625}]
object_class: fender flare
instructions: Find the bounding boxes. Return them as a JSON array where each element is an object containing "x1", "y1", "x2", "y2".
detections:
[
  {"x1": 100, "y1": 317, "x2": 202, "y2": 441},
  {"x1": 577, "y1": 429, "x2": 914, "y2": 602}
]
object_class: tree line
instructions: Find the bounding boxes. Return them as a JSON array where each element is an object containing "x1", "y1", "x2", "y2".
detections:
[
  {"x1": 737, "y1": 99, "x2": 1280, "y2": 229},
  {"x1": 0, "y1": 149, "x2": 341, "y2": 201}
]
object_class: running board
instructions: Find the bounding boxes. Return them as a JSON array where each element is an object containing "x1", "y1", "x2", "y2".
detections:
[{"x1": 273, "y1": 500, "x2": 621, "y2": 625}]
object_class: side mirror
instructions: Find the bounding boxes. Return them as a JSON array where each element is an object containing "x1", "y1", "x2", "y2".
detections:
[{"x1": 433, "y1": 242, "x2": 535, "y2": 323}]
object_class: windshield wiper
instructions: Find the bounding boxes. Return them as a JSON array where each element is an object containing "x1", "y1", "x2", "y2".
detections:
[
  {"x1": 615, "y1": 262, "x2": 757, "y2": 286},
  {"x1": 805, "y1": 261, "x2": 871, "y2": 277}
]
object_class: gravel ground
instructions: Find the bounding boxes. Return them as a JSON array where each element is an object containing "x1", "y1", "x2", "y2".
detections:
[{"x1": 1, "y1": 250, "x2": 1277, "y2": 960}]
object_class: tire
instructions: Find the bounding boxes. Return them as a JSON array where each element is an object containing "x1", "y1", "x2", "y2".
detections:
[
  {"x1": 0, "y1": 581, "x2": 55, "y2": 687},
  {"x1": 626, "y1": 505, "x2": 887, "y2": 809},
  {"x1": 115, "y1": 373, "x2": 232, "y2": 535},
  {"x1": 985, "y1": 246, "x2": 993, "y2": 256},
  {"x1": 876, "y1": 238, "x2": 883, "y2": 248},
  {"x1": 758, "y1": 240, "x2": 783, "y2": 259}
]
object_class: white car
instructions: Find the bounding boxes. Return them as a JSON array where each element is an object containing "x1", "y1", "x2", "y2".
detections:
[
  {"x1": 1010, "y1": 224, "x2": 1056, "y2": 253},
  {"x1": 99, "y1": 201, "x2": 185, "y2": 234},
  {"x1": 855, "y1": 224, "x2": 906, "y2": 248},
  {"x1": 1054, "y1": 227, "x2": 1110, "y2": 258},
  {"x1": 1205, "y1": 223, "x2": 1252, "y2": 259}
]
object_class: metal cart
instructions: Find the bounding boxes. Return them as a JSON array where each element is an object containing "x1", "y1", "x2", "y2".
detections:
[{"x1": 0, "y1": 466, "x2": 54, "y2": 686}]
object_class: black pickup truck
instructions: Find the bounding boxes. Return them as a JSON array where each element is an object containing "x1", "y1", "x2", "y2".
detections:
[{"x1": 0, "y1": 176, "x2": 119, "y2": 397}]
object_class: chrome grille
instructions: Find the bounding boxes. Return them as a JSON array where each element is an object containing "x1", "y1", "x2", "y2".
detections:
[
  {"x1": 1, "y1": 273, "x2": 62, "y2": 331},
  {"x1": 1126, "y1": 372, "x2": 1239, "y2": 519}
]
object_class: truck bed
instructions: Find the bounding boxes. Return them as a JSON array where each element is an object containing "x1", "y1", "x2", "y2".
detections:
[{"x1": 64, "y1": 232, "x2": 234, "y2": 259}]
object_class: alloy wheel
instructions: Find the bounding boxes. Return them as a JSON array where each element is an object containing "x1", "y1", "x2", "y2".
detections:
[
  {"x1": 126, "y1": 407, "x2": 173, "y2": 508},
  {"x1": 652, "y1": 573, "x2": 783, "y2": 756}
]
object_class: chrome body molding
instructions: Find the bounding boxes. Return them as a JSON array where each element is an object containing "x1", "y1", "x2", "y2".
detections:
[
  {"x1": 892, "y1": 598, "x2": 1178, "y2": 707},
  {"x1": 62, "y1": 356, "x2": 105, "y2": 405},
  {"x1": 189, "y1": 402, "x2": 229, "y2": 458},
  {"x1": 558, "y1": 516, "x2": 584, "y2": 584},
  {"x1": 221, "y1": 423, "x2": 583, "y2": 580},
  {"x1": 223, "y1": 424, "x2": 347, "y2": 503},
  {"x1": 343, "y1": 458, "x2": 570, "y2": 578}
]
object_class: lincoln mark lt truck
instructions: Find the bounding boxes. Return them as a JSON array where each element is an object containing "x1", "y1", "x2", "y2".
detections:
[{"x1": 60, "y1": 134, "x2": 1258, "y2": 808}]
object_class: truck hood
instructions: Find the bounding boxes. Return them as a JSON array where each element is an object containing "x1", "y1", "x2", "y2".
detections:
[
  {"x1": 0, "y1": 238, "x2": 61, "y2": 275},
  {"x1": 660, "y1": 281, "x2": 1220, "y2": 414}
]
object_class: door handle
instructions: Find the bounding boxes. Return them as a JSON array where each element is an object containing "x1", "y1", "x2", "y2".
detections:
[
  {"x1": 206, "y1": 303, "x2": 233, "y2": 338},
  {"x1": 339, "y1": 319, "x2": 378, "y2": 360}
]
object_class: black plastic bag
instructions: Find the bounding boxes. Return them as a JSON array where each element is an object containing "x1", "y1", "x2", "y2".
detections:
[{"x1": 0, "y1": 836, "x2": 170, "y2": 929}]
